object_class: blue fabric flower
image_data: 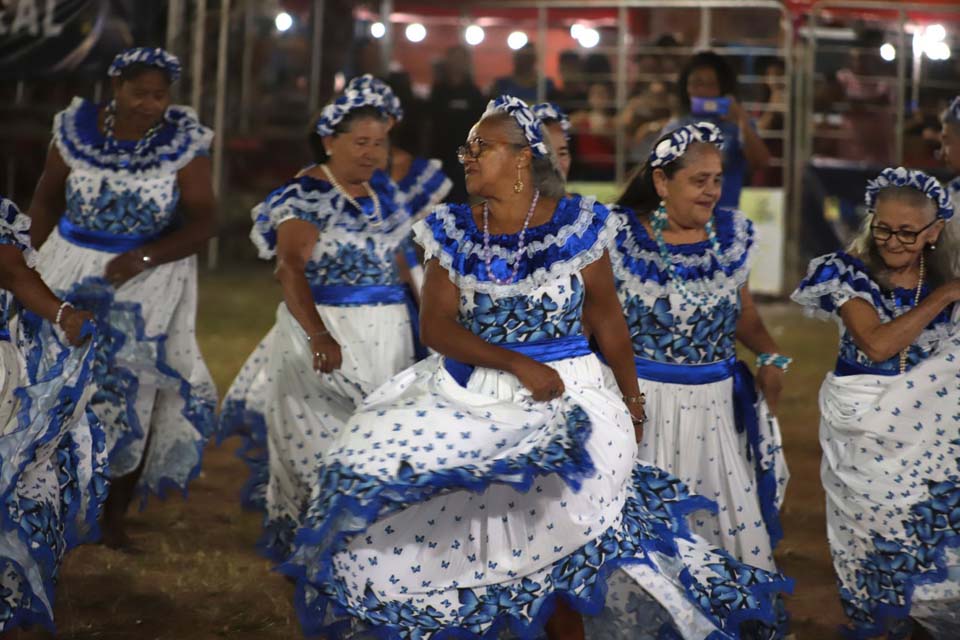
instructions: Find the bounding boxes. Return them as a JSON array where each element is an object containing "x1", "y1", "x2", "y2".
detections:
[
  {"x1": 532, "y1": 103, "x2": 571, "y2": 139},
  {"x1": 650, "y1": 122, "x2": 723, "y2": 168},
  {"x1": 107, "y1": 47, "x2": 182, "y2": 82},
  {"x1": 484, "y1": 96, "x2": 549, "y2": 157},
  {"x1": 316, "y1": 88, "x2": 388, "y2": 136},
  {"x1": 346, "y1": 75, "x2": 404, "y2": 122},
  {"x1": 865, "y1": 167, "x2": 953, "y2": 220}
]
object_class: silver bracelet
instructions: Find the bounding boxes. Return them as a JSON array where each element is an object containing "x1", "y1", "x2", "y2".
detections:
[{"x1": 55, "y1": 301, "x2": 72, "y2": 327}]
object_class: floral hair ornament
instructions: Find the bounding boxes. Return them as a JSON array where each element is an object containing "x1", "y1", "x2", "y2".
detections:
[
  {"x1": 108, "y1": 47, "x2": 182, "y2": 83},
  {"x1": 532, "y1": 102, "x2": 571, "y2": 140},
  {"x1": 315, "y1": 87, "x2": 388, "y2": 137},
  {"x1": 865, "y1": 167, "x2": 954, "y2": 221},
  {"x1": 649, "y1": 121, "x2": 724, "y2": 168},
  {"x1": 346, "y1": 75, "x2": 403, "y2": 122},
  {"x1": 483, "y1": 95, "x2": 549, "y2": 158}
]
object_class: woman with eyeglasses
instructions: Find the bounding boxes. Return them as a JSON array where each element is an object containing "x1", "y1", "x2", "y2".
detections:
[
  {"x1": 793, "y1": 167, "x2": 960, "y2": 639},
  {"x1": 220, "y1": 87, "x2": 422, "y2": 561},
  {"x1": 0, "y1": 195, "x2": 106, "y2": 634},
  {"x1": 26, "y1": 47, "x2": 218, "y2": 550},
  {"x1": 281, "y1": 96, "x2": 789, "y2": 640}
]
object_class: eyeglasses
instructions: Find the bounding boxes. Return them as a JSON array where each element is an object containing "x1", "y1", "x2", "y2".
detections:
[
  {"x1": 456, "y1": 137, "x2": 520, "y2": 164},
  {"x1": 871, "y1": 219, "x2": 939, "y2": 245}
]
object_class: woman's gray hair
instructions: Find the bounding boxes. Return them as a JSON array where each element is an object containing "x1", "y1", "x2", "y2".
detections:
[
  {"x1": 479, "y1": 111, "x2": 566, "y2": 199},
  {"x1": 849, "y1": 185, "x2": 960, "y2": 287}
]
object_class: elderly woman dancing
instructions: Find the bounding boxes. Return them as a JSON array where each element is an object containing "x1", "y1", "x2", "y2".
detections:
[
  {"x1": 794, "y1": 168, "x2": 960, "y2": 638},
  {"x1": 281, "y1": 97, "x2": 790, "y2": 640},
  {"x1": 220, "y1": 85, "x2": 422, "y2": 561}
]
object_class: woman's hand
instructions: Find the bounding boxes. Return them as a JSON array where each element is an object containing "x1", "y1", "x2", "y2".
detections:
[
  {"x1": 59, "y1": 307, "x2": 95, "y2": 347},
  {"x1": 724, "y1": 95, "x2": 749, "y2": 128},
  {"x1": 104, "y1": 250, "x2": 149, "y2": 288},
  {"x1": 312, "y1": 335, "x2": 343, "y2": 374},
  {"x1": 627, "y1": 400, "x2": 645, "y2": 442},
  {"x1": 511, "y1": 356, "x2": 565, "y2": 402},
  {"x1": 756, "y1": 365, "x2": 784, "y2": 414}
]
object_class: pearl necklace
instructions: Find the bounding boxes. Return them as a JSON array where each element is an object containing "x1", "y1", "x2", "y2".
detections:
[
  {"x1": 896, "y1": 252, "x2": 925, "y2": 374},
  {"x1": 651, "y1": 204, "x2": 726, "y2": 307},
  {"x1": 482, "y1": 189, "x2": 540, "y2": 285},
  {"x1": 102, "y1": 100, "x2": 164, "y2": 156},
  {"x1": 321, "y1": 163, "x2": 383, "y2": 229}
]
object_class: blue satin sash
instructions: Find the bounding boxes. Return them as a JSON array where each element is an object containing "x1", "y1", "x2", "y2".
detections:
[
  {"x1": 833, "y1": 357, "x2": 899, "y2": 377},
  {"x1": 443, "y1": 334, "x2": 592, "y2": 387},
  {"x1": 310, "y1": 284, "x2": 425, "y2": 360},
  {"x1": 633, "y1": 356, "x2": 736, "y2": 385},
  {"x1": 58, "y1": 218, "x2": 164, "y2": 253},
  {"x1": 0, "y1": 328, "x2": 9, "y2": 342}
]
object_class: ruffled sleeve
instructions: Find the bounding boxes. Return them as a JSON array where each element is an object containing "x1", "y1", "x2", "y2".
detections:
[
  {"x1": 413, "y1": 195, "x2": 621, "y2": 295},
  {"x1": 394, "y1": 158, "x2": 453, "y2": 220},
  {"x1": 249, "y1": 178, "x2": 340, "y2": 260},
  {"x1": 53, "y1": 97, "x2": 214, "y2": 177},
  {"x1": 791, "y1": 252, "x2": 881, "y2": 321},
  {"x1": 0, "y1": 197, "x2": 34, "y2": 268}
]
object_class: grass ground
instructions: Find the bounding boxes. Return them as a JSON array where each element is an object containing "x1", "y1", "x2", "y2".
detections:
[{"x1": 17, "y1": 266, "x2": 848, "y2": 639}]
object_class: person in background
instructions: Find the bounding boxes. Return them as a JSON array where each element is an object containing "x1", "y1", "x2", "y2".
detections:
[
  {"x1": 490, "y1": 43, "x2": 554, "y2": 105},
  {"x1": 553, "y1": 49, "x2": 587, "y2": 114},
  {"x1": 533, "y1": 101, "x2": 572, "y2": 179},
  {"x1": 428, "y1": 45, "x2": 487, "y2": 203},
  {"x1": 940, "y1": 96, "x2": 960, "y2": 210},
  {"x1": 665, "y1": 51, "x2": 771, "y2": 209},
  {"x1": 754, "y1": 57, "x2": 786, "y2": 187},
  {"x1": 570, "y1": 82, "x2": 617, "y2": 180}
]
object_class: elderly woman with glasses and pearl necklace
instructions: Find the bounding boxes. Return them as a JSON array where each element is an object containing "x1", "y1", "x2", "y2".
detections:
[
  {"x1": 279, "y1": 96, "x2": 790, "y2": 640},
  {"x1": 794, "y1": 167, "x2": 960, "y2": 639},
  {"x1": 220, "y1": 88, "x2": 424, "y2": 562}
]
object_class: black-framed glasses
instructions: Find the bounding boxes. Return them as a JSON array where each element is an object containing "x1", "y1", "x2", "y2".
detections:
[
  {"x1": 456, "y1": 137, "x2": 520, "y2": 164},
  {"x1": 871, "y1": 219, "x2": 939, "y2": 245}
]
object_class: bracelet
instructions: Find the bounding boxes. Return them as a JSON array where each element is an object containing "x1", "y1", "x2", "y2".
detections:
[
  {"x1": 55, "y1": 301, "x2": 72, "y2": 327},
  {"x1": 624, "y1": 394, "x2": 645, "y2": 405},
  {"x1": 756, "y1": 353, "x2": 792, "y2": 371},
  {"x1": 140, "y1": 252, "x2": 153, "y2": 268},
  {"x1": 306, "y1": 330, "x2": 329, "y2": 342}
]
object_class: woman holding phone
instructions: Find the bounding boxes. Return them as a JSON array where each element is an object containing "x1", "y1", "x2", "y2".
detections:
[{"x1": 663, "y1": 51, "x2": 771, "y2": 209}]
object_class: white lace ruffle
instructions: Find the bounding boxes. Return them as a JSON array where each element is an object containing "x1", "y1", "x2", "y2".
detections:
[
  {"x1": 249, "y1": 179, "x2": 414, "y2": 261},
  {"x1": 609, "y1": 207, "x2": 756, "y2": 298},
  {"x1": 791, "y1": 254, "x2": 958, "y2": 350},
  {"x1": 414, "y1": 195, "x2": 623, "y2": 296},
  {"x1": 53, "y1": 97, "x2": 214, "y2": 178},
  {"x1": 0, "y1": 202, "x2": 35, "y2": 268}
]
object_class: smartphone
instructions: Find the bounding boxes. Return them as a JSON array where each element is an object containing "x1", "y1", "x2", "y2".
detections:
[{"x1": 690, "y1": 96, "x2": 731, "y2": 117}]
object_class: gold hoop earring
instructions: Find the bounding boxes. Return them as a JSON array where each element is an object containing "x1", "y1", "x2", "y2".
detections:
[{"x1": 513, "y1": 166, "x2": 524, "y2": 194}]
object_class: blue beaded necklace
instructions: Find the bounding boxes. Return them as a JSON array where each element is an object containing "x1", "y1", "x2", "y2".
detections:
[{"x1": 650, "y1": 203, "x2": 726, "y2": 307}]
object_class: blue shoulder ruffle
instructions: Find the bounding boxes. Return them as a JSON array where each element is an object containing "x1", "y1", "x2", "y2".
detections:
[
  {"x1": 0, "y1": 197, "x2": 33, "y2": 267},
  {"x1": 53, "y1": 97, "x2": 213, "y2": 177},
  {"x1": 387, "y1": 157, "x2": 452, "y2": 220},
  {"x1": 610, "y1": 205, "x2": 755, "y2": 296},
  {"x1": 413, "y1": 195, "x2": 620, "y2": 295},
  {"x1": 250, "y1": 173, "x2": 412, "y2": 260}
]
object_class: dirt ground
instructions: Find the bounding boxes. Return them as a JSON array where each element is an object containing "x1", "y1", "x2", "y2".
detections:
[{"x1": 17, "y1": 267, "x2": 849, "y2": 639}]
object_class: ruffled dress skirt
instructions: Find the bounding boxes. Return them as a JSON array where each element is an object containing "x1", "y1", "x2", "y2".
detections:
[
  {"x1": 819, "y1": 342, "x2": 960, "y2": 638},
  {"x1": 35, "y1": 229, "x2": 217, "y2": 498},
  {"x1": 221, "y1": 300, "x2": 415, "y2": 559},
  {"x1": 0, "y1": 318, "x2": 107, "y2": 632},
  {"x1": 282, "y1": 351, "x2": 790, "y2": 639},
  {"x1": 634, "y1": 367, "x2": 788, "y2": 572}
]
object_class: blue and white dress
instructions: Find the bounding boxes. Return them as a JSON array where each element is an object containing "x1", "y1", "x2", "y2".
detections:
[
  {"x1": 281, "y1": 195, "x2": 790, "y2": 640},
  {"x1": 0, "y1": 198, "x2": 108, "y2": 633},
  {"x1": 608, "y1": 206, "x2": 789, "y2": 574},
  {"x1": 220, "y1": 174, "x2": 419, "y2": 559},
  {"x1": 378, "y1": 158, "x2": 452, "y2": 295},
  {"x1": 793, "y1": 251, "x2": 960, "y2": 638},
  {"x1": 35, "y1": 97, "x2": 218, "y2": 498}
]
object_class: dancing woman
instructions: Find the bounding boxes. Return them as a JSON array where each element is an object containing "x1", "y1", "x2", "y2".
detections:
[
  {"x1": 0, "y1": 196, "x2": 107, "y2": 632},
  {"x1": 533, "y1": 102, "x2": 572, "y2": 180},
  {"x1": 220, "y1": 87, "x2": 421, "y2": 559},
  {"x1": 608, "y1": 123, "x2": 789, "y2": 577},
  {"x1": 794, "y1": 168, "x2": 960, "y2": 639},
  {"x1": 26, "y1": 47, "x2": 218, "y2": 548},
  {"x1": 281, "y1": 97, "x2": 790, "y2": 640}
]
